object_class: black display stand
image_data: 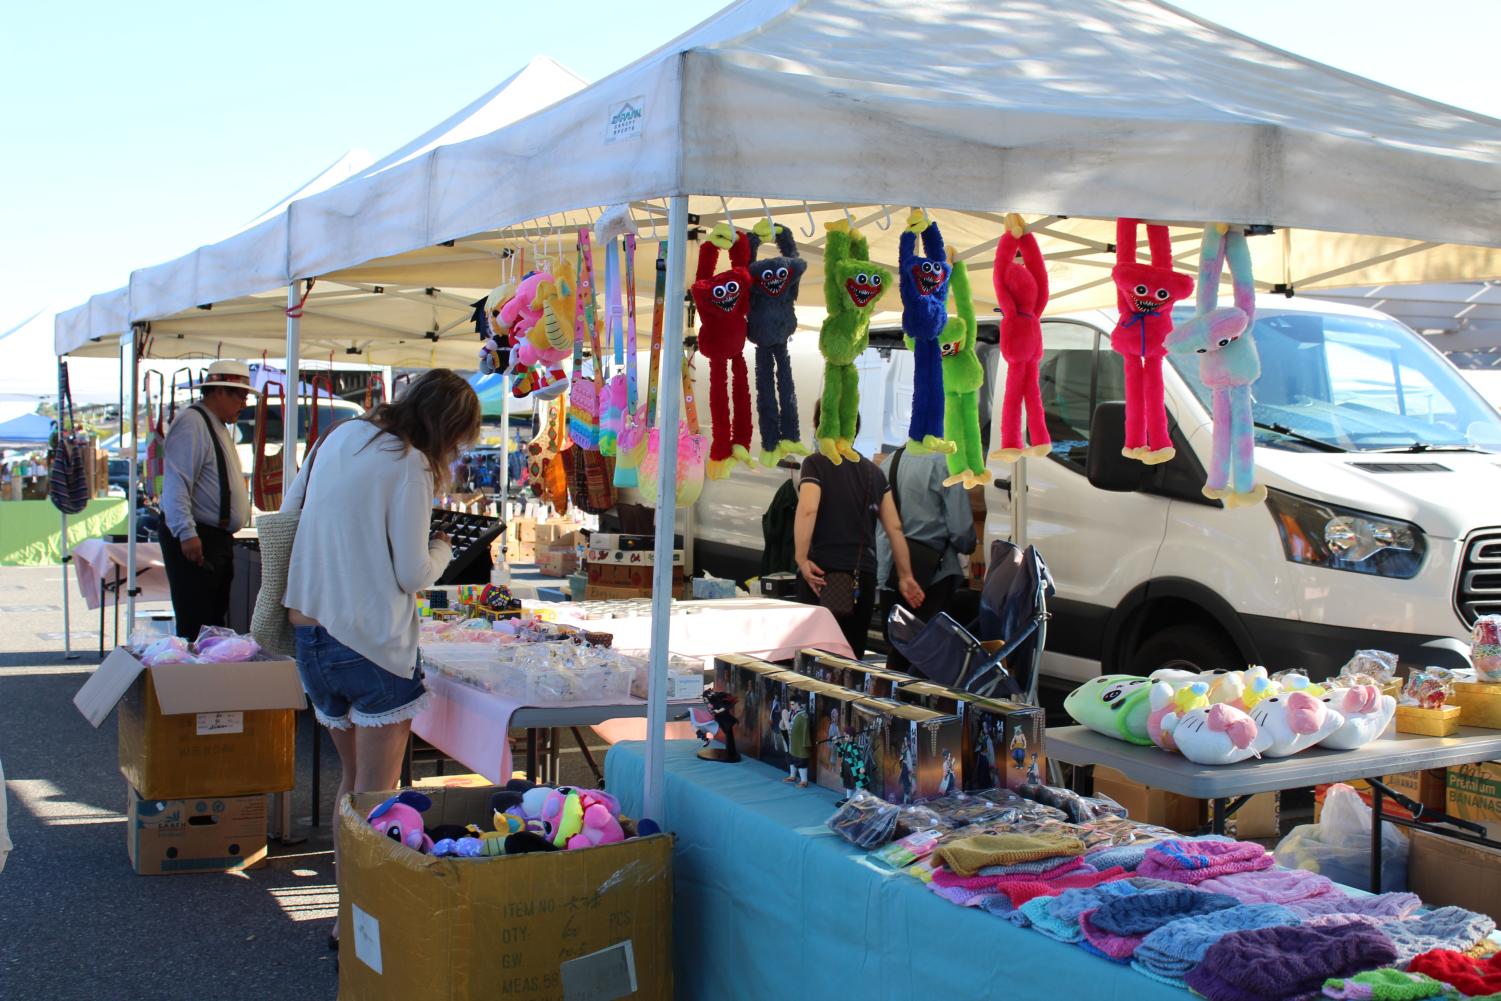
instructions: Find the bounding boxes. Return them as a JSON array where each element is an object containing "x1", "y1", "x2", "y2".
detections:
[{"x1": 431, "y1": 509, "x2": 503, "y2": 585}]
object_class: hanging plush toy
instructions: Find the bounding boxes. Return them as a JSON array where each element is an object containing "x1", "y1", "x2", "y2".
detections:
[
  {"x1": 478, "y1": 279, "x2": 517, "y2": 375},
  {"x1": 991, "y1": 213, "x2": 1052, "y2": 462},
  {"x1": 898, "y1": 210, "x2": 956, "y2": 456},
  {"x1": 1166, "y1": 225, "x2": 1265, "y2": 507},
  {"x1": 690, "y1": 224, "x2": 754, "y2": 480},
  {"x1": 939, "y1": 247, "x2": 985, "y2": 488},
  {"x1": 507, "y1": 269, "x2": 571, "y2": 399},
  {"x1": 747, "y1": 218, "x2": 809, "y2": 465},
  {"x1": 1111, "y1": 218, "x2": 1195, "y2": 464},
  {"x1": 817, "y1": 221, "x2": 890, "y2": 464}
]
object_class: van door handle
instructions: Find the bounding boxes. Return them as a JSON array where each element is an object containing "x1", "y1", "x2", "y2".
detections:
[{"x1": 994, "y1": 478, "x2": 1010, "y2": 492}]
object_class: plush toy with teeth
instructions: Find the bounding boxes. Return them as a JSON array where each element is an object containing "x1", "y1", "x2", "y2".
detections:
[
  {"x1": 940, "y1": 247, "x2": 985, "y2": 488},
  {"x1": 1111, "y1": 218, "x2": 1195, "y2": 464},
  {"x1": 747, "y1": 219, "x2": 809, "y2": 465},
  {"x1": 690, "y1": 224, "x2": 754, "y2": 480},
  {"x1": 816, "y1": 221, "x2": 889, "y2": 464},
  {"x1": 992, "y1": 214, "x2": 1052, "y2": 462},
  {"x1": 898, "y1": 211, "x2": 957, "y2": 457}
]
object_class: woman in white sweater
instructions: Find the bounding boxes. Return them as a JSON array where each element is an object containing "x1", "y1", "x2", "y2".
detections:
[{"x1": 280, "y1": 369, "x2": 480, "y2": 947}]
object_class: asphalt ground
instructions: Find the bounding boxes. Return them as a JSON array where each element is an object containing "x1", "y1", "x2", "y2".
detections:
[{"x1": 0, "y1": 564, "x2": 609, "y2": 1001}]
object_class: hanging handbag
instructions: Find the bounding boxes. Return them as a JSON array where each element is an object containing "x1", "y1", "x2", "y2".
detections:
[
  {"x1": 886, "y1": 445, "x2": 946, "y2": 590},
  {"x1": 614, "y1": 234, "x2": 645, "y2": 488},
  {"x1": 251, "y1": 425, "x2": 334, "y2": 656},
  {"x1": 569, "y1": 231, "x2": 617, "y2": 513},
  {"x1": 48, "y1": 362, "x2": 92, "y2": 515}
]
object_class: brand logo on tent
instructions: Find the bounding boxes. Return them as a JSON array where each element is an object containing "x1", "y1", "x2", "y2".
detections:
[{"x1": 605, "y1": 98, "x2": 645, "y2": 144}]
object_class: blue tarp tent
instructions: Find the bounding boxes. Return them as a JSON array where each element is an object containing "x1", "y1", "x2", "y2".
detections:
[{"x1": 0, "y1": 412, "x2": 55, "y2": 449}]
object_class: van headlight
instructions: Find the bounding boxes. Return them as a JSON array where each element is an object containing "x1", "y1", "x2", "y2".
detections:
[{"x1": 1265, "y1": 488, "x2": 1425, "y2": 579}]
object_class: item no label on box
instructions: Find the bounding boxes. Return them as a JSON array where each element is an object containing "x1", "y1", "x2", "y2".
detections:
[{"x1": 196, "y1": 711, "x2": 244, "y2": 736}]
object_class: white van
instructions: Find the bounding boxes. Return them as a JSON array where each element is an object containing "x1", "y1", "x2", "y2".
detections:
[{"x1": 689, "y1": 296, "x2": 1501, "y2": 682}]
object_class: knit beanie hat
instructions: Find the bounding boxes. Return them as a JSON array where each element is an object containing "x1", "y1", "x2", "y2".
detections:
[
  {"x1": 1027, "y1": 881, "x2": 1155, "y2": 942},
  {"x1": 935, "y1": 832, "x2": 1085, "y2": 876},
  {"x1": 1137, "y1": 838, "x2": 1273, "y2": 885},
  {"x1": 977, "y1": 854, "x2": 1097, "y2": 877},
  {"x1": 1132, "y1": 904, "x2": 1300, "y2": 985},
  {"x1": 1185, "y1": 922, "x2": 1399, "y2": 1001},
  {"x1": 1290, "y1": 892, "x2": 1422, "y2": 922},
  {"x1": 1374, "y1": 907, "x2": 1496, "y2": 966},
  {"x1": 1322, "y1": 969, "x2": 1451, "y2": 1000},
  {"x1": 1407, "y1": 948, "x2": 1501, "y2": 997},
  {"x1": 933, "y1": 856, "x2": 1087, "y2": 889},
  {"x1": 1080, "y1": 889, "x2": 1239, "y2": 960},
  {"x1": 1083, "y1": 841, "x2": 1154, "y2": 872},
  {"x1": 1198, "y1": 868, "x2": 1339, "y2": 906},
  {"x1": 992, "y1": 865, "x2": 1128, "y2": 909}
]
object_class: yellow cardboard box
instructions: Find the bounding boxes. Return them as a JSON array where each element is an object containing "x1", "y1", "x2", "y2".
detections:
[
  {"x1": 1447, "y1": 760, "x2": 1501, "y2": 839},
  {"x1": 338, "y1": 788, "x2": 673, "y2": 1001},
  {"x1": 1408, "y1": 827, "x2": 1501, "y2": 925}
]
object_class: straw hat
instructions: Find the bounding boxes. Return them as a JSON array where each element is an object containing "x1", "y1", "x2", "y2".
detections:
[{"x1": 200, "y1": 360, "x2": 256, "y2": 393}]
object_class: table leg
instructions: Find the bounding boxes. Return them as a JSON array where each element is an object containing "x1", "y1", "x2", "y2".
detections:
[
  {"x1": 113, "y1": 570, "x2": 121, "y2": 649},
  {"x1": 1212, "y1": 798, "x2": 1228, "y2": 836},
  {"x1": 548, "y1": 727, "x2": 561, "y2": 785},
  {"x1": 572, "y1": 727, "x2": 602, "y2": 787},
  {"x1": 311, "y1": 713, "x2": 321, "y2": 828},
  {"x1": 526, "y1": 728, "x2": 539, "y2": 783},
  {"x1": 99, "y1": 582, "x2": 107, "y2": 659},
  {"x1": 1370, "y1": 783, "x2": 1384, "y2": 893}
]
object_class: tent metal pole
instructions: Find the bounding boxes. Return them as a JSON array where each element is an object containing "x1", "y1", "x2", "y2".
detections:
[
  {"x1": 642, "y1": 195, "x2": 688, "y2": 826},
  {"x1": 498, "y1": 375, "x2": 510, "y2": 503},
  {"x1": 1011, "y1": 456, "x2": 1028, "y2": 548},
  {"x1": 284, "y1": 284, "x2": 303, "y2": 488},
  {"x1": 59, "y1": 358, "x2": 76, "y2": 660},
  {"x1": 126, "y1": 325, "x2": 141, "y2": 633}
]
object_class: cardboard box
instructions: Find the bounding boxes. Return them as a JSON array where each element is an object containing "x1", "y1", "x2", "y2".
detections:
[
  {"x1": 587, "y1": 561, "x2": 686, "y2": 590},
  {"x1": 896, "y1": 680, "x2": 967, "y2": 716},
  {"x1": 536, "y1": 548, "x2": 578, "y2": 578},
  {"x1": 1092, "y1": 766, "x2": 1205, "y2": 834},
  {"x1": 1447, "y1": 760, "x2": 1501, "y2": 839},
  {"x1": 127, "y1": 788, "x2": 268, "y2": 875},
  {"x1": 584, "y1": 581, "x2": 689, "y2": 601},
  {"x1": 760, "y1": 673, "x2": 826, "y2": 774},
  {"x1": 591, "y1": 533, "x2": 675, "y2": 551},
  {"x1": 1408, "y1": 828, "x2": 1501, "y2": 925},
  {"x1": 855, "y1": 698, "x2": 963, "y2": 804},
  {"x1": 1396, "y1": 704, "x2": 1460, "y2": 736},
  {"x1": 511, "y1": 517, "x2": 537, "y2": 543},
  {"x1": 586, "y1": 547, "x2": 684, "y2": 567},
  {"x1": 810, "y1": 684, "x2": 869, "y2": 796},
  {"x1": 793, "y1": 648, "x2": 912, "y2": 698},
  {"x1": 711, "y1": 655, "x2": 789, "y2": 761},
  {"x1": 1224, "y1": 793, "x2": 1280, "y2": 840},
  {"x1": 339, "y1": 788, "x2": 673, "y2": 1001},
  {"x1": 961, "y1": 696, "x2": 1046, "y2": 793},
  {"x1": 1452, "y1": 681, "x2": 1501, "y2": 729},
  {"x1": 74, "y1": 648, "x2": 304, "y2": 800}
]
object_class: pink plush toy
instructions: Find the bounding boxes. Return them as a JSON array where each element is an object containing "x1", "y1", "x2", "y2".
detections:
[
  {"x1": 507, "y1": 270, "x2": 570, "y2": 398},
  {"x1": 1147, "y1": 680, "x2": 1210, "y2": 751},
  {"x1": 991, "y1": 214, "x2": 1052, "y2": 462},
  {"x1": 1111, "y1": 219, "x2": 1195, "y2": 465},
  {"x1": 366, "y1": 791, "x2": 434, "y2": 853},
  {"x1": 540, "y1": 787, "x2": 626, "y2": 850}
]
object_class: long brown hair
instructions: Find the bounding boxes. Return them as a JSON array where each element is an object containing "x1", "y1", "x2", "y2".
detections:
[{"x1": 362, "y1": 369, "x2": 481, "y2": 491}]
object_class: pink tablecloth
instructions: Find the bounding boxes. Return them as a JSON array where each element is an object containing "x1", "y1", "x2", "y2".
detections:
[
  {"x1": 70, "y1": 539, "x2": 169, "y2": 610},
  {"x1": 412, "y1": 598, "x2": 854, "y2": 781}
]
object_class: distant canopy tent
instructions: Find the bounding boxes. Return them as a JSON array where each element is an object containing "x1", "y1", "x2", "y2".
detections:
[{"x1": 0, "y1": 412, "x2": 55, "y2": 450}]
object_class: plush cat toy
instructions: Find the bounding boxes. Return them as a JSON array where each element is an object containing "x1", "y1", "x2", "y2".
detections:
[
  {"x1": 939, "y1": 247, "x2": 985, "y2": 488},
  {"x1": 1111, "y1": 218, "x2": 1195, "y2": 464},
  {"x1": 1318, "y1": 685, "x2": 1397, "y2": 750},
  {"x1": 691, "y1": 224, "x2": 754, "y2": 480},
  {"x1": 1249, "y1": 692, "x2": 1344, "y2": 757},
  {"x1": 1167, "y1": 225, "x2": 1265, "y2": 507},
  {"x1": 1163, "y1": 703, "x2": 1272, "y2": 765},
  {"x1": 897, "y1": 211, "x2": 956, "y2": 456},
  {"x1": 1147, "y1": 680, "x2": 1210, "y2": 751},
  {"x1": 992, "y1": 213, "x2": 1052, "y2": 462},
  {"x1": 816, "y1": 221, "x2": 889, "y2": 464},
  {"x1": 747, "y1": 219, "x2": 809, "y2": 465},
  {"x1": 1063, "y1": 674, "x2": 1154, "y2": 745}
]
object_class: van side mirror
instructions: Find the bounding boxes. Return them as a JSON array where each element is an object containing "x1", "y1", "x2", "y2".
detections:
[{"x1": 1087, "y1": 401, "x2": 1147, "y2": 492}]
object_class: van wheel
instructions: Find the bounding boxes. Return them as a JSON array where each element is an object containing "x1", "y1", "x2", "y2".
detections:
[{"x1": 1128, "y1": 623, "x2": 1242, "y2": 676}]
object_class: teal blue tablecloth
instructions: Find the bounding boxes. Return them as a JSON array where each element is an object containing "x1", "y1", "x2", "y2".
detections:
[{"x1": 604, "y1": 740, "x2": 1189, "y2": 1001}]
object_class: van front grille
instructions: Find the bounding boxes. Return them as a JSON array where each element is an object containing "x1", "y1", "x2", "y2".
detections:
[{"x1": 1457, "y1": 528, "x2": 1501, "y2": 626}]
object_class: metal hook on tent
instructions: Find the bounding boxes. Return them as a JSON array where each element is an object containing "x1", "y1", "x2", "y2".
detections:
[
  {"x1": 759, "y1": 199, "x2": 775, "y2": 234},
  {"x1": 719, "y1": 196, "x2": 733, "y2": 228},
  {"x1": 648, "y1": 201, "x2": 661, "y2": 240},
  {"x1": 874, "y1": 205, "x2": 893, "y2": 231},
  {"x1": 799, "y1": 201, "x2": 816, "y2": 238},
  {"x1": 842, "y1": 205, "x2": 855, "y2": 228}
]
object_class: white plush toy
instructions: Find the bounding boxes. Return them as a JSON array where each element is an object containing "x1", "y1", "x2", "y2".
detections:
[
  {"x1": 1317, "y1": 685, "x2": 1397, "y2": 750},
  {"x1": 1161, "y1": 702, "x2": 1273, "y2": 765},
  {"x1": 1248, "y1": 691, "x2": 1344, "y2": 757}
]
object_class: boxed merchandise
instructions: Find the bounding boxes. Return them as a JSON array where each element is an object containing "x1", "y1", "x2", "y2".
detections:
[
  {"x1": 960, "y1": 696, "x2": 1046, "y2": 793},
  {"x1": 338, "y1": 788, "x2": 673, "y2": 1001},
  {"x1": 896, "y1": 680, "x2": 966, "y2": 715},
  {"x1": 711, "y1": 654, "x2": 788, "y2": 760},
  {"x1": 810, "y1": 684, "x2": 870, "y2": 796},
  {"x1": 854, "y1": 698, "x2": 963, "y2": 804},
  {"x1": 590, "y1": 533, "x2": 678, "y2": 552},
  {"x1": 126, "y1": 788, "x2": 268, "y2": 875},
  {"x1": 1452, "y1": 681, "x2": 1501, "y2": 729},
  {"x1": 760, "y1": 673, "x2": 826, "y2": 773},
  {"x1": 1395, "y1": 703, "x2": 1460, "y2": 736},
  {"x1": 792, "y1": 648, "x2": 911, "y2": 698},
  {"x1": 587, "y1": 561, "x2": 687, "y2": 590},
  {"x1": 584, "y1": 581, "x2": 690, "y2": 601},
  {"x1": 586, "y1": 547, "x2": 684, "y2": 567},
  {"x1": 1408, "y1": 828, "x2": 1501, "y2": 925},
  {"x1": 74, "y1": 646, "x2": 303, "y2": 800},
  {"x1": 535, "y1": 547, "x2": 577, "y2": 578},
  {"x1": 1091, "y1": 766, "x2": 1204, "y2": 833},
  {"x1": 1446, "y1": 760, "x2": 1501, "y2": 839},
  {"x1": 628, "y1": 653, "x2": 704, "y2": 701}
]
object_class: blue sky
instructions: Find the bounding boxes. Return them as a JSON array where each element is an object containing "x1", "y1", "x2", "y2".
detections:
[{"x1": 2, "y1": 0, "x2": 1498, "y2": 349}]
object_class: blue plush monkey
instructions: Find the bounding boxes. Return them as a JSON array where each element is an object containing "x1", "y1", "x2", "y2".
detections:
[
  {"x1": 899, "y1": 211, "x2": 956, "y2": 455},
  {"x1": 747, "y1": 219, "x2": 810, "y2": 465}
]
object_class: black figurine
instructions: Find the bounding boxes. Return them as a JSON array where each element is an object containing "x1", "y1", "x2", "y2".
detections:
[{"x1": 696, "y1": 687, "x2": 741, "y2": 763}]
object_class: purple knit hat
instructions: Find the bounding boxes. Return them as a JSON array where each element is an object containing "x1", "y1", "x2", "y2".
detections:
[
  {"x1": 1184, "y1": 922, "x2": 1398, "y2": 1001},
  {"x1": 1287, "y1": 891, "x2": 1422, "y2": 921},
  {"x1": 1197, "y1": 868, "x2": 1338, "y2": 905},
  {"x1": 1137, "y1": 839, "x2": 1273, "y2": 885},
  {"x1": 1079, "y1": 888, "x2": 1239, "y2": 959}
]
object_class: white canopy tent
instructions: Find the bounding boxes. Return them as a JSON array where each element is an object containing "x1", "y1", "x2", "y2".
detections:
[{"x1": 56, "y1": 0, "x2": 1501, "y2": 821}]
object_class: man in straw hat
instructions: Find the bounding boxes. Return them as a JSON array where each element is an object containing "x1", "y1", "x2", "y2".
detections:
[{"x1": 159, "y1": 360, "x2": 254, "y2": 640}]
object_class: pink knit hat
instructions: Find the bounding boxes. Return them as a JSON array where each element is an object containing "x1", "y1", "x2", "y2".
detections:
[
  {"x1": 1196, "y1": 867, "x2": 1338, "y2": 905},
  {"x1": 1136, "y1": 839, "x2": 1272, "y2": 885}
]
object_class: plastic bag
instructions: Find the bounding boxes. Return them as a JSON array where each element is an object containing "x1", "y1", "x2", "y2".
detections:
[
  {"x1": 1338, "y1": 649, "x2": 1399, "y2": 687},
  {"x1": 827, "y1": 791, "x2": 900, "y2": 849},
  {"x1": 193, "y1": 626, "x2": 261, "y2": 663},
  {"x1": 1019, "y1": 782, "x2": 1127, "y2": 823},
  {"x1": 139, "y1": 635, "x2": 197, "y2": 666},
  {"x1": 1273, "y1": 782, "x2": 1406, "y2": 892}
]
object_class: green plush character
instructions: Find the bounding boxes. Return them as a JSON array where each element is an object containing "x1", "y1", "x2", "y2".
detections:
[
  {"x1": 816, "y1": 221, "x2": 890, "y2": 464},
  {"x1": 940, "y1": 249, "x2": 987, "y2": 488}
]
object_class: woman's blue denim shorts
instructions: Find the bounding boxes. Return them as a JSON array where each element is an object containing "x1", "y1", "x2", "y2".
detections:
[{"x1": 293, "y1": 625, "x2": 428, "y2": 729}]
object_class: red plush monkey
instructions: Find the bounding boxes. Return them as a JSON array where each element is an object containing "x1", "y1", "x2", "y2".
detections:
[
  {"x1": 991, "y1": 213, "x2": 1051, "y2": 463},
  {"x1": 691, "y1": 225, "x2": 754, "y2": 480},
  {"x1": 1111, "y1": 218, "x2": 1195, "y2": 464}
]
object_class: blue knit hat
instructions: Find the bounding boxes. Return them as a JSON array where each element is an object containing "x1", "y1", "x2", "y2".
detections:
[
  {"x1": 1131, "y1": 903, "x2": 1300, "y2": 985},
  {"x1": 1089, "y1": 888, "x2": 1240, "y2": 936},
  {"x1": 1083, "y1": 841, "x2": 1153, "y2": 872},
  {"x1": 1033, "y1": 882, "x2": 1155, "y2": 942},
  {"x1": 1373, "y1": 906, "x2": 1496, "y2": 966}
]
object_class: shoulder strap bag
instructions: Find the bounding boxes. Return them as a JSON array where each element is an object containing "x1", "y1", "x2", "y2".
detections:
[{"x1": 251, "y1": 424, "x2": 336, "y2": 656}]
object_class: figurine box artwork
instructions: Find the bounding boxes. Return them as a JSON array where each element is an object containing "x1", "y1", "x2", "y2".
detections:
[
  {"x1": 711, "y1": 655, "x2": 788, "y2": 762},
  {"x1": 793, "y1": 648, "x2": 912, "y2": 698},
  {"x1": 961, "y1": 697, "x2": 1046, "y2": 793},
  {"x1": 895, "y1": 681, "x2": 967, "y2": 716},
  {"x1": 759, "y1": 673, "x2": 825, "y2": 774},
  {"x1": 857, "y1": 698, "x2": 964, "y2": 805},
  {"x1": 809, "y1": 684, "x2": 870, "y2": 797}
]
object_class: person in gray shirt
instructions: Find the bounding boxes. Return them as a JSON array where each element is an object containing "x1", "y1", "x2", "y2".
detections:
[{"x1": 159, "y1": 360, "x2": 253, "y2": 639}]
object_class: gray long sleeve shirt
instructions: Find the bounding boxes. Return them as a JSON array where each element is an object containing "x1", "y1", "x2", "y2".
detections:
[
  {"x1": 876, "y1": 448, "x2": 977, "y2": 589},
  {"x1": 161, "y1": 404, "x2": 250, "y2": 539}
]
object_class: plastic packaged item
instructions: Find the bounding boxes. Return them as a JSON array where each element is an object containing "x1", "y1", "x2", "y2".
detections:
[
  {"x1": 1339, "y1": 649, "x2": 1399, "y2": 686},
  {"x1": 1472, "y1": 616, "x2": 1501, "y2": 683},
  {"x1": 138, "y1": 635, "x2": 197, "y2": 666},
  {"x1": 827, "y1": 791, "x2": 900, "y2": 849},
  {"x1": 893, "y1": 803, "x2": 954, "y2": 837},
  {"x1": 192, "y1": 626, "x2": 261, "y2": 663},
  {"x1": 1273, "y1": 782, "x2": 1407, "y2": 892},
  {"x1": 1019, "y1": 782, "x2": 1128, "y2": 824},
  {"x1": 1401, "y1": 668, "x2": 1456, "y2": 709},
  {"x1": 870, "y1": 828, "x2": 944, "y2": 870}
]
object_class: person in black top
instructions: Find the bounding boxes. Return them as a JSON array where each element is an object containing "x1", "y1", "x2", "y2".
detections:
[{"x1": 794, "y1": 404, "x2": 924, "y2": 658}]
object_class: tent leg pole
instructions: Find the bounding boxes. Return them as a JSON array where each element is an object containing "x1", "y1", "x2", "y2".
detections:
[
  {"x1": 1011, "y1": 456, "x2": 1028, "y2": 548},
  {"x1": 642, "y1": 195, "x2": 689, "y2": 826},
  {"x1": 284, "y1": 283, "x2": 303, "y2": 489},
  {"x1": 61, "y1": 511, "x2": 74, "y2": 660},
  {"x1": 125, "y1": 327, "x2": 140, "y2": 636}
]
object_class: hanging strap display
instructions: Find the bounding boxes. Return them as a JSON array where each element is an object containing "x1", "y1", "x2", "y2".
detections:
[
  {"x1": 363, "y1": 372, "x2": 385, "y2": 412},
  {"x1": 48, "y1": 361, "x2": 92, "y2": 515},
  {"x1": 167, "y1": 366, "x2": 195, "y2": 424},
  {"x1": 305, "y1": 372, "x2": 336, "y2": 445},
  {"x1": 599, "y1": 237, "x2": 627, "y2": 456},
  {"x1": 253, "y1": 380, "x2": 285, "y2": 510}
]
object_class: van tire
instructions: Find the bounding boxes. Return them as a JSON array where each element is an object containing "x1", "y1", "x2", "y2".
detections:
[{"x1": 1128, "y1": 623, "x2": 1242, "y2": 676}]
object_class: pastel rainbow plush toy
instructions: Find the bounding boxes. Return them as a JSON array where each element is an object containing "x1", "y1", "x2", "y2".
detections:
[
  {"x1": 1162, "y1": 702, "x2": 1273, "y2": 765},
  {"x1": 366, "y1": 791, "x2": 434, "y2": 853},
  {"x1": 1147, "y1": 680, "x2": 1210, "y2": 751},
  {"x1": 1064, "y1": 675, "x2": 1154, "y2": 745},
  {"x1": 691, "y1": 225, "x2": 755, "y2": 479},
  {"x1": 747, "y1": 219, "x2": 809, "y2": 465},
  {"x1": 1166, "y1": 224, "x2": 1265, "y2": 507},
  {"x1": 1277, "y1": 673, "x2": 1327, "y2": 699},
  {"x1": 816, "y1": 221, "x2": 890, "y2": 464},
  {"x1": 898, "y1": 211, "x2": 957, "y2": 456},
  {"x1": 1248, "y1": 691, "x2": 1344, "y2": 757},
  {"x1": 540, "y1": 787, "x2": 626, "y2": 851},
  {"x1": 1111, "y1": 218, "x2": 1195, "y2": 464},
  {"x1": 1318, "y1": 685, "x2": 1397, "y2": 750},
  {"x1": 991, "y1": 213, "x2": 1052, "y2": 462}
]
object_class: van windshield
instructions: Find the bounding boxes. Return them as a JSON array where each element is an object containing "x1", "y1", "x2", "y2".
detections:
[{"x1": 1166, "y1": 309, "x2": 1501, "y2": 452}]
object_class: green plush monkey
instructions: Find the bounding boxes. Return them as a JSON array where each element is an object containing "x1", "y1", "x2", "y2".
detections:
[
  {"x1": 940, "y1": 250, "x2": 987, "y2": 488},
  {"x1": 816, "y1": 221, "x2": 890, "y2": 464}
]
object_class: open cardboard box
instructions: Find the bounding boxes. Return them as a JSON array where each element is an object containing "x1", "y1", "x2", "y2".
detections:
[{"x1": 74, "y1": 647, "x2": 306, "y2": 799}]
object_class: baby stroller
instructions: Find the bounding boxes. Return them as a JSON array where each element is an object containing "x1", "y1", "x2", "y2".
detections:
[{"x1": 887, "y1": 540, "x2": 1053, "y2": 706}]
